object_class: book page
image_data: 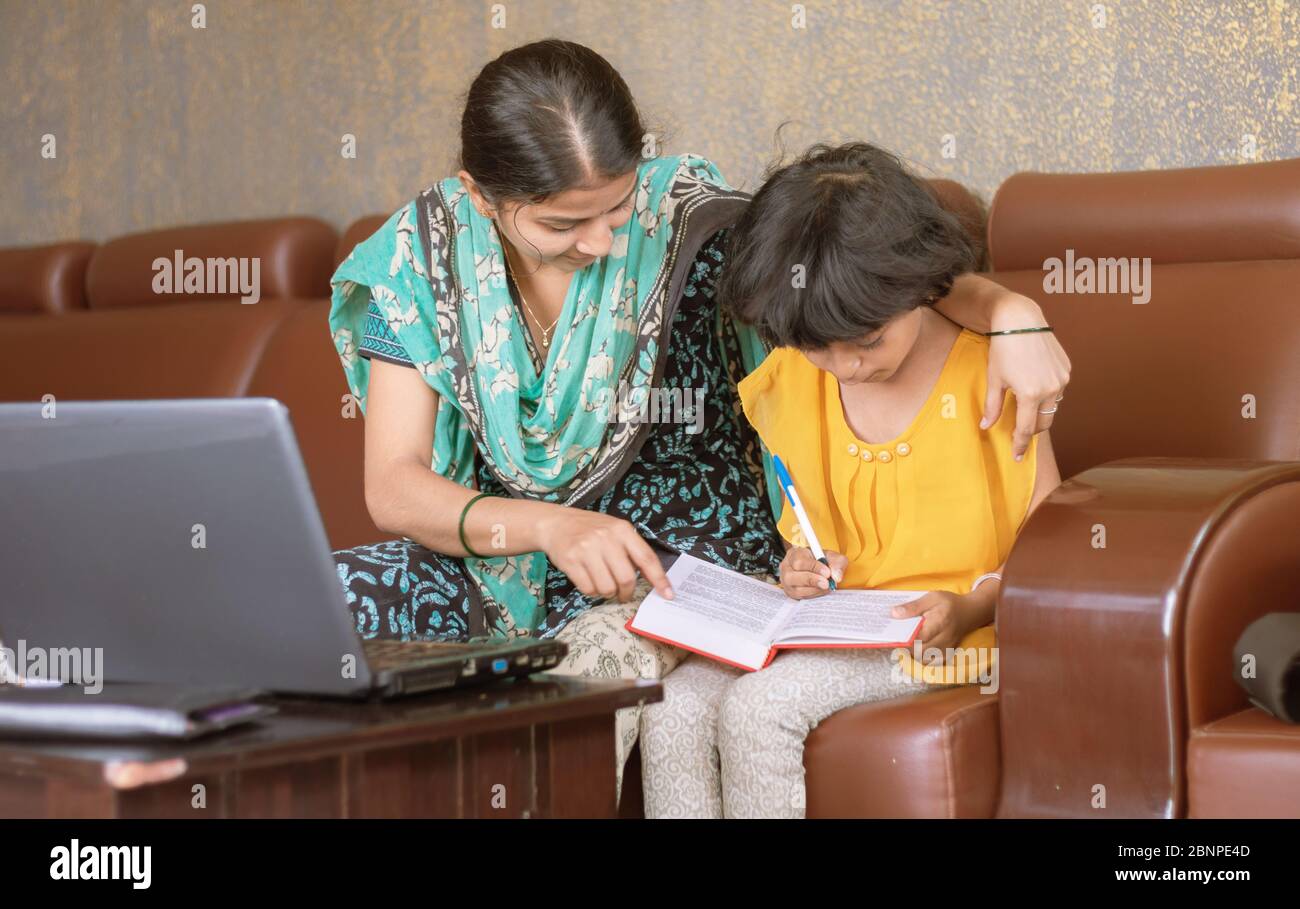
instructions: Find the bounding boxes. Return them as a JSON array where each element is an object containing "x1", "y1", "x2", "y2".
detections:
[
  {"x1": 627, "y1": 553, "x2": 795, "y2": 670},
  {"x1": 775, "y1": 588, "x2": 924, "y2": 646}
]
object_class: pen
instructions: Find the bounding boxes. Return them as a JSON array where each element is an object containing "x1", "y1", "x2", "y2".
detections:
[{"x1": 771, "y1": 454, "x2": 836, "y2": 590}]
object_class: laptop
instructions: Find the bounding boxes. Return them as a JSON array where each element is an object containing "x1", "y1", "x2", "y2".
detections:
[{"x1": 0, "y1": 399, "x2": 567, "y2": 698}]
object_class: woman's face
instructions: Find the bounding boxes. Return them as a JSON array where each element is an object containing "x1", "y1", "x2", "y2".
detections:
[
  {"x1": 460, "y1": 169, "x2": 639, "y2": 274},
  {"x1": 800, "y1": 306, "x2": 925, "y2": 385}
]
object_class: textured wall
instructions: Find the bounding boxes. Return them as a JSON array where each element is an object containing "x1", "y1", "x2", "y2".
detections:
[{"x1": 2, "y1": 0, "x2": 1297, "y2": 245}]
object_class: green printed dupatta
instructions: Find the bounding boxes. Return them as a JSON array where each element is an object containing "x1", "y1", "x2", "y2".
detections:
[{"x1": 328, "y1": 153, "x2": 782, "y2": 638}]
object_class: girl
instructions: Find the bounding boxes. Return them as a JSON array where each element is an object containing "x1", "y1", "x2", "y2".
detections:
[
  {"x1": 640, "y1": 142, "x2": 1063, "y2": 818},
  {"x1": 327, "y1": 39, "x2": 1068, "y2": 805}
]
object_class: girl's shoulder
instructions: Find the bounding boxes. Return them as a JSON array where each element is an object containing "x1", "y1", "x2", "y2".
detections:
[
  {"x1": 737, "y1": 347, "x2": 822, "y2": 439},
  {"x1": 926, "y1": 327, "x2": 1036, "y2": 469},
  {"x1": 738, "y1": 346, "x2": 811, "y2": 392},
  {"x1": 943, "y1": 327, "x2": 995, "y2": 395}
]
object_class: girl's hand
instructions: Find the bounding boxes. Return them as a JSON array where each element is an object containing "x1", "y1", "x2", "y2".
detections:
[
  {"x1": 890, "y1": 591, "x2": 971, "y2": 655},
  {"x1": 779, "y1": 547, "x2": 848, "y2": 599},
  {"x1": 536, "y1": 507, "x2": 673, "y2": 603},
  {"x1": 981, "y1": 292, "x2": 1071, "y2": 460}
]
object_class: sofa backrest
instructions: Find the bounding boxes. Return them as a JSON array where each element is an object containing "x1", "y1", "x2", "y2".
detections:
[
  {"x1": 85, "y1": 217, "x2": 337, "y2": 311},
  {"x1": 985, "y1": 158, "x2": 1300, "y2": 481},
  {"x1": 988, "y1": 158, "x2": 1300, "y2": 270},
  {"x1": 0, "y1": 300, "x2": 303, "y2": 402},
  {"x1": 0, "y1": 242, "x2": 97, "y2": 315}
]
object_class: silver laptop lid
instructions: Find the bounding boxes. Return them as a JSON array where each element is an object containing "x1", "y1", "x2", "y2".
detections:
[{"x1": 0, "y1": 398, "x2": 374, "y2": 696}]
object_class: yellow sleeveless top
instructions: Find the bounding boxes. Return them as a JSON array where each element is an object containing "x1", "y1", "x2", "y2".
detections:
[{"x1": 737, "y1": 328, "x2": 1038, "y2": 685}]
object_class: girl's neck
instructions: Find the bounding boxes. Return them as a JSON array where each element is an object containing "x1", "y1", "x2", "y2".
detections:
[
  {"x1": 836, "y1": 307, "x2": 961, "y2": 444},
  {"x1": 888, "y1": 306, "x2": 953, "y2": 386}
]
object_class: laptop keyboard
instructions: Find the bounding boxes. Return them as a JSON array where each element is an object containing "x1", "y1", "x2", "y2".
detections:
[{"x1": 361, "y1": 639, "x2": 505, "y2": 672}]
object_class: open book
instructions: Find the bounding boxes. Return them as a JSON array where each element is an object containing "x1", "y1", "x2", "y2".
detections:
[{"x1": 626, "y1": 553, "x2": 926, "y2": 671}]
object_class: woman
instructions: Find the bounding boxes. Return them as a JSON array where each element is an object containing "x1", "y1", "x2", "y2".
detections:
[{"x1": 327, "y1": 39, "x2": 1070, "y2": 803}]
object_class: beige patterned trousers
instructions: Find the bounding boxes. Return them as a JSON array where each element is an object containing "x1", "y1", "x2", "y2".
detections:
[
  {"x1": 639, "y1": 647, "x2": 943, "y2": 818},
  {"x1": 539, "y1": 577, "x2": 689, "y2": 807}
]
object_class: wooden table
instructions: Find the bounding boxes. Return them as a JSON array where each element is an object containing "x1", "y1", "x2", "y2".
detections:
[{"x1": 0, "y1": 676, "x2": 662, "y2": 819}]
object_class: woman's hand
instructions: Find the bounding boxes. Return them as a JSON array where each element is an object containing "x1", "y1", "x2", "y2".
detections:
[
  {"x1": 890, "y1": 591, "x2": 972, "y2": 655},
  {"x1": 981, "y1": 291, "x2": 1071, "y2": 461},
  {"x1": 779, "y1": 547, "x2": 848, "y2": 599},
  {"x1": 536, "y1": 507, "x2": 673, "y2": 603},
  {"x1": 934, "y1": 275, "x2": 1071, "y2": 460}
]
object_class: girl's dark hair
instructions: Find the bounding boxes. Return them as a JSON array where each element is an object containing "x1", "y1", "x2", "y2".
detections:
[
  {"x1": 460, "y1": 39, "x2": 648, "y2": 204},
  {"x1": 718, "y1": 141, "x2": 977, "y2": 349}
]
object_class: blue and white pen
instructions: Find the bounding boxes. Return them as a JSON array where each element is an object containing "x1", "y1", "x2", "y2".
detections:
[{"x1": 772, "y1": 454, "x2": 836, "y2": 590}]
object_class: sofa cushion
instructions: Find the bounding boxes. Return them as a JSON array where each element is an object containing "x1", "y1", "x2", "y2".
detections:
[
  {"x1": 1189, "y1": 707, "x2": 1300, "y2": 818},
  {"x1": 85, "y1": 217, "x2": 336, "y2": 311},
  {"x1": 804, "y1": 685, "x2": 999, "y2": 817},
  {"x1": 0, "y1": 242, "x2": 96, "y2": 315}
]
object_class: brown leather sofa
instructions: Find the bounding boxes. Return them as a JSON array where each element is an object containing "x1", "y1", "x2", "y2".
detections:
[{"x1": 2, "y1": 164, "x2": 1297, "y2": 818}]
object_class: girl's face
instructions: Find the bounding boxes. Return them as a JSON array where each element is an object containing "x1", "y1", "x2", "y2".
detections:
[
  {"x1": 800, "y1": 306, "x2": 925, "y2": 385},
  {"x1": 460, "y1": 169, "x2": 639, "y2": 274}
]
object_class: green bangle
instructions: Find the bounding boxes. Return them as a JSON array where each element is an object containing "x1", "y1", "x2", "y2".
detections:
[
  {"x1": 459, "y1": 492, "x2": 493, "y2": 559},
  {"x1": 984, "y1": 326, "x2": 1054, "y2": 336}
]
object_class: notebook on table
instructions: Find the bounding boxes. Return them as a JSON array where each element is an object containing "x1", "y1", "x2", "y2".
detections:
[
  {"x1": 0, "y1": 682, "x2": 274, "y2": 740},
  {"x1": 626, "y1": 553, "x2": 925, "y2": 672}
]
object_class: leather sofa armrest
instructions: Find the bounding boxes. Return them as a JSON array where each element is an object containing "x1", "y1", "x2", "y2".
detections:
[{"x1": 995, "y1": 457, "x2": 1300, "y2": 818}]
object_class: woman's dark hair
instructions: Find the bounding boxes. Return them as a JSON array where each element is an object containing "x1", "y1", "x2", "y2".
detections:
[
  {"x1": 717, "y1": 141, "x2": 977, "y2": 350},
  {"x1": 460, "y1": 39, "x2": 648, "y2": 204}
]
